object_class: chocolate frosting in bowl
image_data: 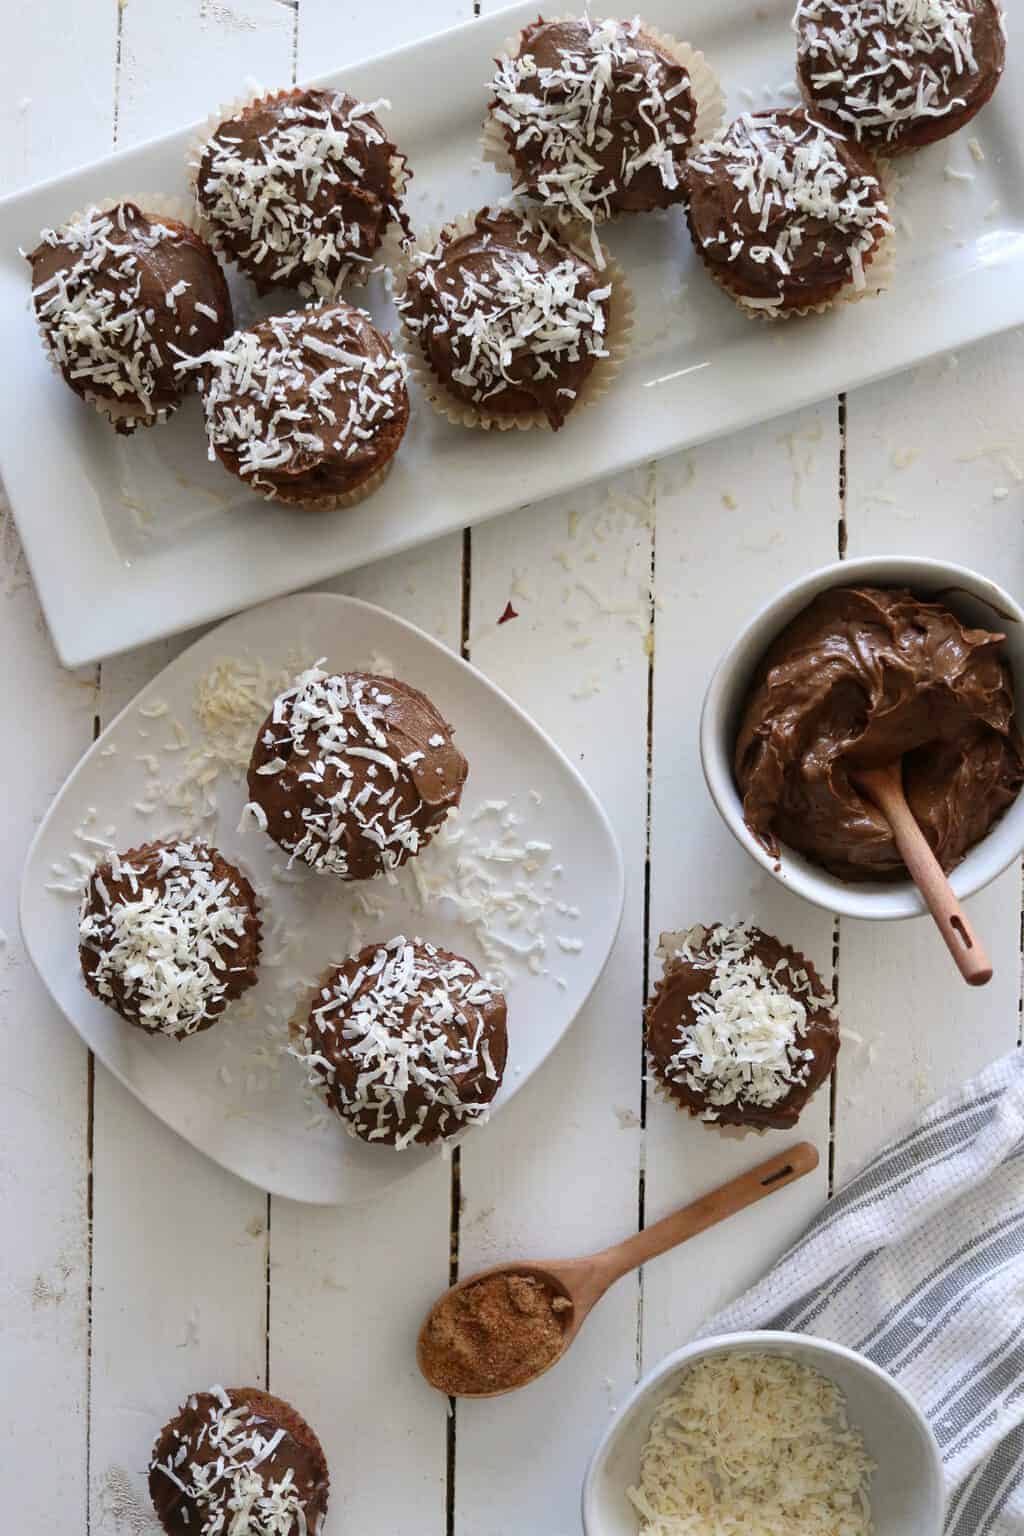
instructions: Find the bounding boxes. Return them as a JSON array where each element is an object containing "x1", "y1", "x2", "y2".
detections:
[{"x1": 734, "y1": 586, "x2": 1024, "y2": 882}]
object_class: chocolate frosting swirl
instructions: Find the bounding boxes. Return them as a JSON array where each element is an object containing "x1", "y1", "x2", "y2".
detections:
[
  {"x1": 398, "y1": 209, "x2": 610, "y2": 429},
  {"x1": 247, "y1": 666, "x2": 467, "y2": 880},
  {"x1": 795, "y1": 0, "x2": 1006, "y2": 154},
  {"x1": 195, "y1": 87, "x2": 408, "y2": 296},
  {"x1": 27, "y1": 203, "x2": 231, "y2": 431},
  {"x1": 735, "y1": 586, "x2": 1024, "y2": 881}
]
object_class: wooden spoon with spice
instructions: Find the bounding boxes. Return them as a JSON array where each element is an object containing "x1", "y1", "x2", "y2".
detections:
[
  {"x1": 417, "y1": 1141, "x2": 818, "y2": 1398},
  {"x1": 851, "y1": 762, "x2": 992, "y2": 987}
]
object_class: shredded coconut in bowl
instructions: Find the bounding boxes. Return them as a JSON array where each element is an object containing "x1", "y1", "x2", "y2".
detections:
[{"x1": 628, "y1": 1351, "x2": 874, "y2": 1535}]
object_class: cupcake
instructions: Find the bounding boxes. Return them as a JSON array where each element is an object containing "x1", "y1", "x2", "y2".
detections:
[
  {"x1": 684, "y1": 109, "x2": 893, "y2": 318},
  {"x1": 245, "y1": 664, "x2": 467, "y2": 879},
  {"x1": 191, "y1": 87, "x2": 409, "y2": 296},
  {"x1": 293, "y1": 936, "x2": 508, "y2": 1148},
  {"x1": 395, "y1": 207, "x2": 626, "y2": 431},
  {"x1": 78, "y1": 839, "x2": 261, "y2": 1040},
  {"x1": 149, "y1": 1384, "x2": 329, "y2": 1536},
  {"x1": 485, "y1": 16, "x2": 722, "y2": 223},
  {"x1": 794, "y1": 0, "x2": 1006, "y2": 156},
  {"x1": 186, "y1": 302, "x2": 408, "y2": 508},
  {"x1": 25, "y1": 202, "x2": 232, "y2": 433},
  {"x1": 645, "y1": 922, "x2": 839, "y2": 1131}
]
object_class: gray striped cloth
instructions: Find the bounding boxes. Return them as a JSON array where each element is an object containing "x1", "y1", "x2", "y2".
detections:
[{"x1": 700, "y1": 1050, "x2": 1024, "y2": 1535}]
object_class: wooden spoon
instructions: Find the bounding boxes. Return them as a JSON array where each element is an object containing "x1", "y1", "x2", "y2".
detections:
[
  {"x1": 852, "y1": 762, "x2": 992, "y2": 988},
  {"x1": 417, "y1": 1141, "x2": 818, "y2": 1398}
]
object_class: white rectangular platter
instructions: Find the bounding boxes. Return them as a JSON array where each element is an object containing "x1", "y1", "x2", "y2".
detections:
[
  {"x1": 18, "y1": 593, "x2": 624, "y2": 1204},
  {"x1": 1, "y1": 0, "x2": 1022, "y2": 668}
]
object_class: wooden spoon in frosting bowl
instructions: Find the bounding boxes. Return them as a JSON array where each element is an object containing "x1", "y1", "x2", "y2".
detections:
[
  {"x1": 852, "y1": 761, "x2": 992, "y2": 987},
  {"x1": 417, "y1": 1142, "x2": 818, "y2": 1399}
]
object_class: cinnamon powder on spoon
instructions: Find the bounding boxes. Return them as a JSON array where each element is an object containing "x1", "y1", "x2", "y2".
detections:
[{"x1": 421, "y1": 1273, "x2": 573, "y2": 1395}]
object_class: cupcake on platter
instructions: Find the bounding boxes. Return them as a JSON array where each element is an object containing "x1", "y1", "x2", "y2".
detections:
[
  {"x1": 645, "y1": 922, "x2": 839, "y2": 1131},
  {"x1": 149, "y1": 1384, "x2": 328, "y2": 1536},
  {"x1": 185, "y1": 301, "x2": 408, "y2": 509},
  {"x1": 25, "y1": 201, "x2": 232, "y2": 433},
  {"x1": 245, "y1": 664, "x2": 467, "y2": 878},
  {"x1": 484, "y1": 16, "x2": 723, "y2": 225},
  {"x1": 684, "y1": 108, "x2": 893, "y2": 319},
  {"x1": 794, "y1": 0, "x2": 1006, "y2": 156},
  {"x1": 394, "y1": 206, "x2": 631, "y2": 430},
  {"x1": 293, "y1": 935, "x2": 508, "y2": 1148},
  {"x1": 79, "y1": 839, "x2": 261, "y2": 1040},
  {"x1": 191, "y1": 86, "x2": 410, "y2": 296}
]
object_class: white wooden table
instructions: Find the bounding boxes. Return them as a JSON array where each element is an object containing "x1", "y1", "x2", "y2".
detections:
[{"x1": 2, "y1": 4, "x2": 1021, "y2": 1532}]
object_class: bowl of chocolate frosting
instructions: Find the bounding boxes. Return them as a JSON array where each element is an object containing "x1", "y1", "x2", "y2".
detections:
[{"x1": 700, "y1": 557, "x2": 1024, "y2": 920}]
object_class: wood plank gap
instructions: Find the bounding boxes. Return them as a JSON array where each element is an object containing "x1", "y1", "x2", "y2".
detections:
[
  {"x1": 635, "y1": 475, "x2": 658, "y2": 1378},
  {"x1": 85, "y1": 676, "x2": 101, "y2": 1535},
  {"x1": 1018, "y1": 867, "x2": 1023, "y2": 1050},
  {"x1": 829, "y1": 394, "x2": 846, "y2": 1193},
  {"x1": 836, "y1": 393, "x2": 847, "y2": 558},
  {"x1": 264, "y1": 1190, "x2": 272, "y2": 1388},
  {"x1": 290, "y1": 0, "x2": 300, "y2": 86},
  {"x1": 112, "y1": 0, "x2": 126, "y2": 147}
]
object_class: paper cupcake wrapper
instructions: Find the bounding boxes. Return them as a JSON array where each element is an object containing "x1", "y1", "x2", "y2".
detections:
[
  {"x1": 256, "y1": 454, "x2": 397, "y2": 512},
  {"x1": 481, "y1": 17, "x2": 724, "y2": 224},
  {"x1": 32, "y1": 193, "x2": 216, "y2": 433},
  {"x1": 648, "y1": 1063, "x2": 773, "y2": 1139},
  {"x1": 187, "y1": 87, "x2": 410, "y2": 296},
  {"x1": 392, "y1": 209, "x2": 633, "y2": 433}
]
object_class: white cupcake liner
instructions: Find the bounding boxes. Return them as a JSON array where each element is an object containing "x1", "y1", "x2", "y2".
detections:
[
  {"x1": 392, "y1": 208, "x2": 633, "y2": 433},
  {"x1": 187, "y1": 87, "x2": 411, "y2": 297},
  {"x1": 32, "y1": 193, "x2": 220, "y2": 433},
  {"x1": 257, "y1": 454, "x2": 398, "y2": 513},
  {"x1": 481, "y1": 16, "x2": 724, "y2": 225},
  {"x1": 648, "y1": 1065, "x2": 772, "y2": 1138}
]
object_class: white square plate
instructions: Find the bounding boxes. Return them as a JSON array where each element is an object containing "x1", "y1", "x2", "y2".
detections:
[
  {"x1": 2, "y1": 0, "x2": 1021, "y2": 667},
  {"x1": 18, "y1": 593, "x2": 624, "y2": 1204}
]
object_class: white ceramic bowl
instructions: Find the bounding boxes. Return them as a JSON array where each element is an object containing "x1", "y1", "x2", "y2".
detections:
[
  {"x1": 582, "y1": 1331, "x2": 945, "y2": 1536},
  {"x1": 700, "y1": 555, "x2": 1024, "y2": 920}
]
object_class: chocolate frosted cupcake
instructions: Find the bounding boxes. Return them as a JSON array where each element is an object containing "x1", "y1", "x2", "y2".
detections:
[
  {"x1": 79, "y1": 839, "x2": 261, "y2": 1040},
  {"x1": 293, "y1": 936, "x2": 508, "y2": 1148},
  {"x1": 245, "y1": 664, "x2": 467, "y2": 879},
  {"x1": 149, "y1": 1384, "x2": 328, "y2": 1536},
  {"x1": 26, "y1": 201, "x2": 232, "y2": 433},
  {"x1": 485, "y1": 16, "x2": 722, "y2": 224},
  {"x1": 685, "y1": 109, "x2": 893, "y2": 318},
  {"x1": 395, "y1": 208, "x2": 629, "y2": 431},
  {"x1": 188, "y1": 302, "x2": 408, "y2": 508},
  {"x1": 192, "y1": 87, "x2": 409, "y2": 296},
  {"x1": 646, "y1": 923, "x2": 838, "y2": 1131},
  {"x1": 794, "y1": 0, "x2": 1006, "y2": 156}
]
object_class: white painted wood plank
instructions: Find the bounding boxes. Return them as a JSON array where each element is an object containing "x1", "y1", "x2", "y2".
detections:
[
  {"x1": 453, "y1": 471, "x2": 649, "y2": 1536},
  {"x1": 837, "y1": 334, "x2": 1023, "y2": 1178},
  {"x1": 0, "y1": 10, "x2": 116, "y2": 1527},
  {"x1": 643, "y1": 408, "x2": 840, "y2": 1360}
]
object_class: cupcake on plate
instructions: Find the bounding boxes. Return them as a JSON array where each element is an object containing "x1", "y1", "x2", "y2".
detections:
[
  {"x1": 191, "y1": 86, "x2": 410, "y2": 296},
  {"x1": 149, "y1": 1384, "x2": 328, "y2": 1536},
  {"x1": 645, "y1": 922, "x2": 838, "y2": 1131},
  {"x1": 79, "y1": 839, "x2": 261, "y2": 1040},
  {"x1": 794, "y1": 0, "x2": 1006, "y2": 155},
  {"x1": 245, "y1": 664, "x2": 467, "y2": 879},
  {"x1": 25, "y1": 201, "x2": 232, "y2": 433},
  {"x1": 484, "y1": 16, "x2": 723, "y2": 223},
  {"x1": 395, "y1": 207, "x2": 631, "y2": 431},
  {"x1": 187, "y1": 302, "x2": 408, "y2": 508},
  {"x1": 684, "y1": 108, "x2": 893, "y2": 319},
  {"x1": 293, "y1": 936, "x2": 508, "y2": 1148}
]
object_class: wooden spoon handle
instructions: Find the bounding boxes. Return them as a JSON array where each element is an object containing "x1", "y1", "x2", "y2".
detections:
[
  {"x1": 855, "y1": 766, "x2": 992, "y2": 988},
  {"x1": 593, "y1": 1142, "x2": 819, "y2": 1286}
]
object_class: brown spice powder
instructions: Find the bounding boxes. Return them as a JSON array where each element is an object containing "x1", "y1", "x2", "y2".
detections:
[{"x1": 420, "y1": 1272, "x2": 573, "y2": 1395}]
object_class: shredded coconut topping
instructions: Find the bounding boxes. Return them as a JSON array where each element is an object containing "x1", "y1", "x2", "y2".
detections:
[
  {"x1": 794, "y1": 0, "x2": 996, "y2": 142},
  {"x1": 488, "y1": 16, "x2": 694, "y2": 224},
  {"x1": 397, "y1": 211, "x2": 610, "y2": 425},
  {"x1": 28, "y1": 203, "x2": 223, "y2": 418},
  {"x1": 151, "y1": 1388, "x2": 324, "y2": 1536},
  {"x1": 628, "y1": 1352, "x2": 874, "y2": 1535},
  {"x1": 293, "y1": 935, "x2": 503, "y2": 1148},
  {"x1": 657, "y1": 923, "x2": 833, "y2": 1119},
  {"x1": 687, "y1": 111, "x2": 891, "y2": 308},
  {"x1": 183, "y1": 305, "x2": 406, "y2": 496},
  {"x1": 79, "y1": 841, "x2": 254, "y2": 1038},
  {"x1": 195, "y1": 89, "x2": 405, "y2": 297}
]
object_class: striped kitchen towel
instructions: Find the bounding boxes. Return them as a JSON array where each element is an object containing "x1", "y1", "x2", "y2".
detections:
[{"x1": 701, "y1": 1050, "x2": 1024, "y2": 1535}]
